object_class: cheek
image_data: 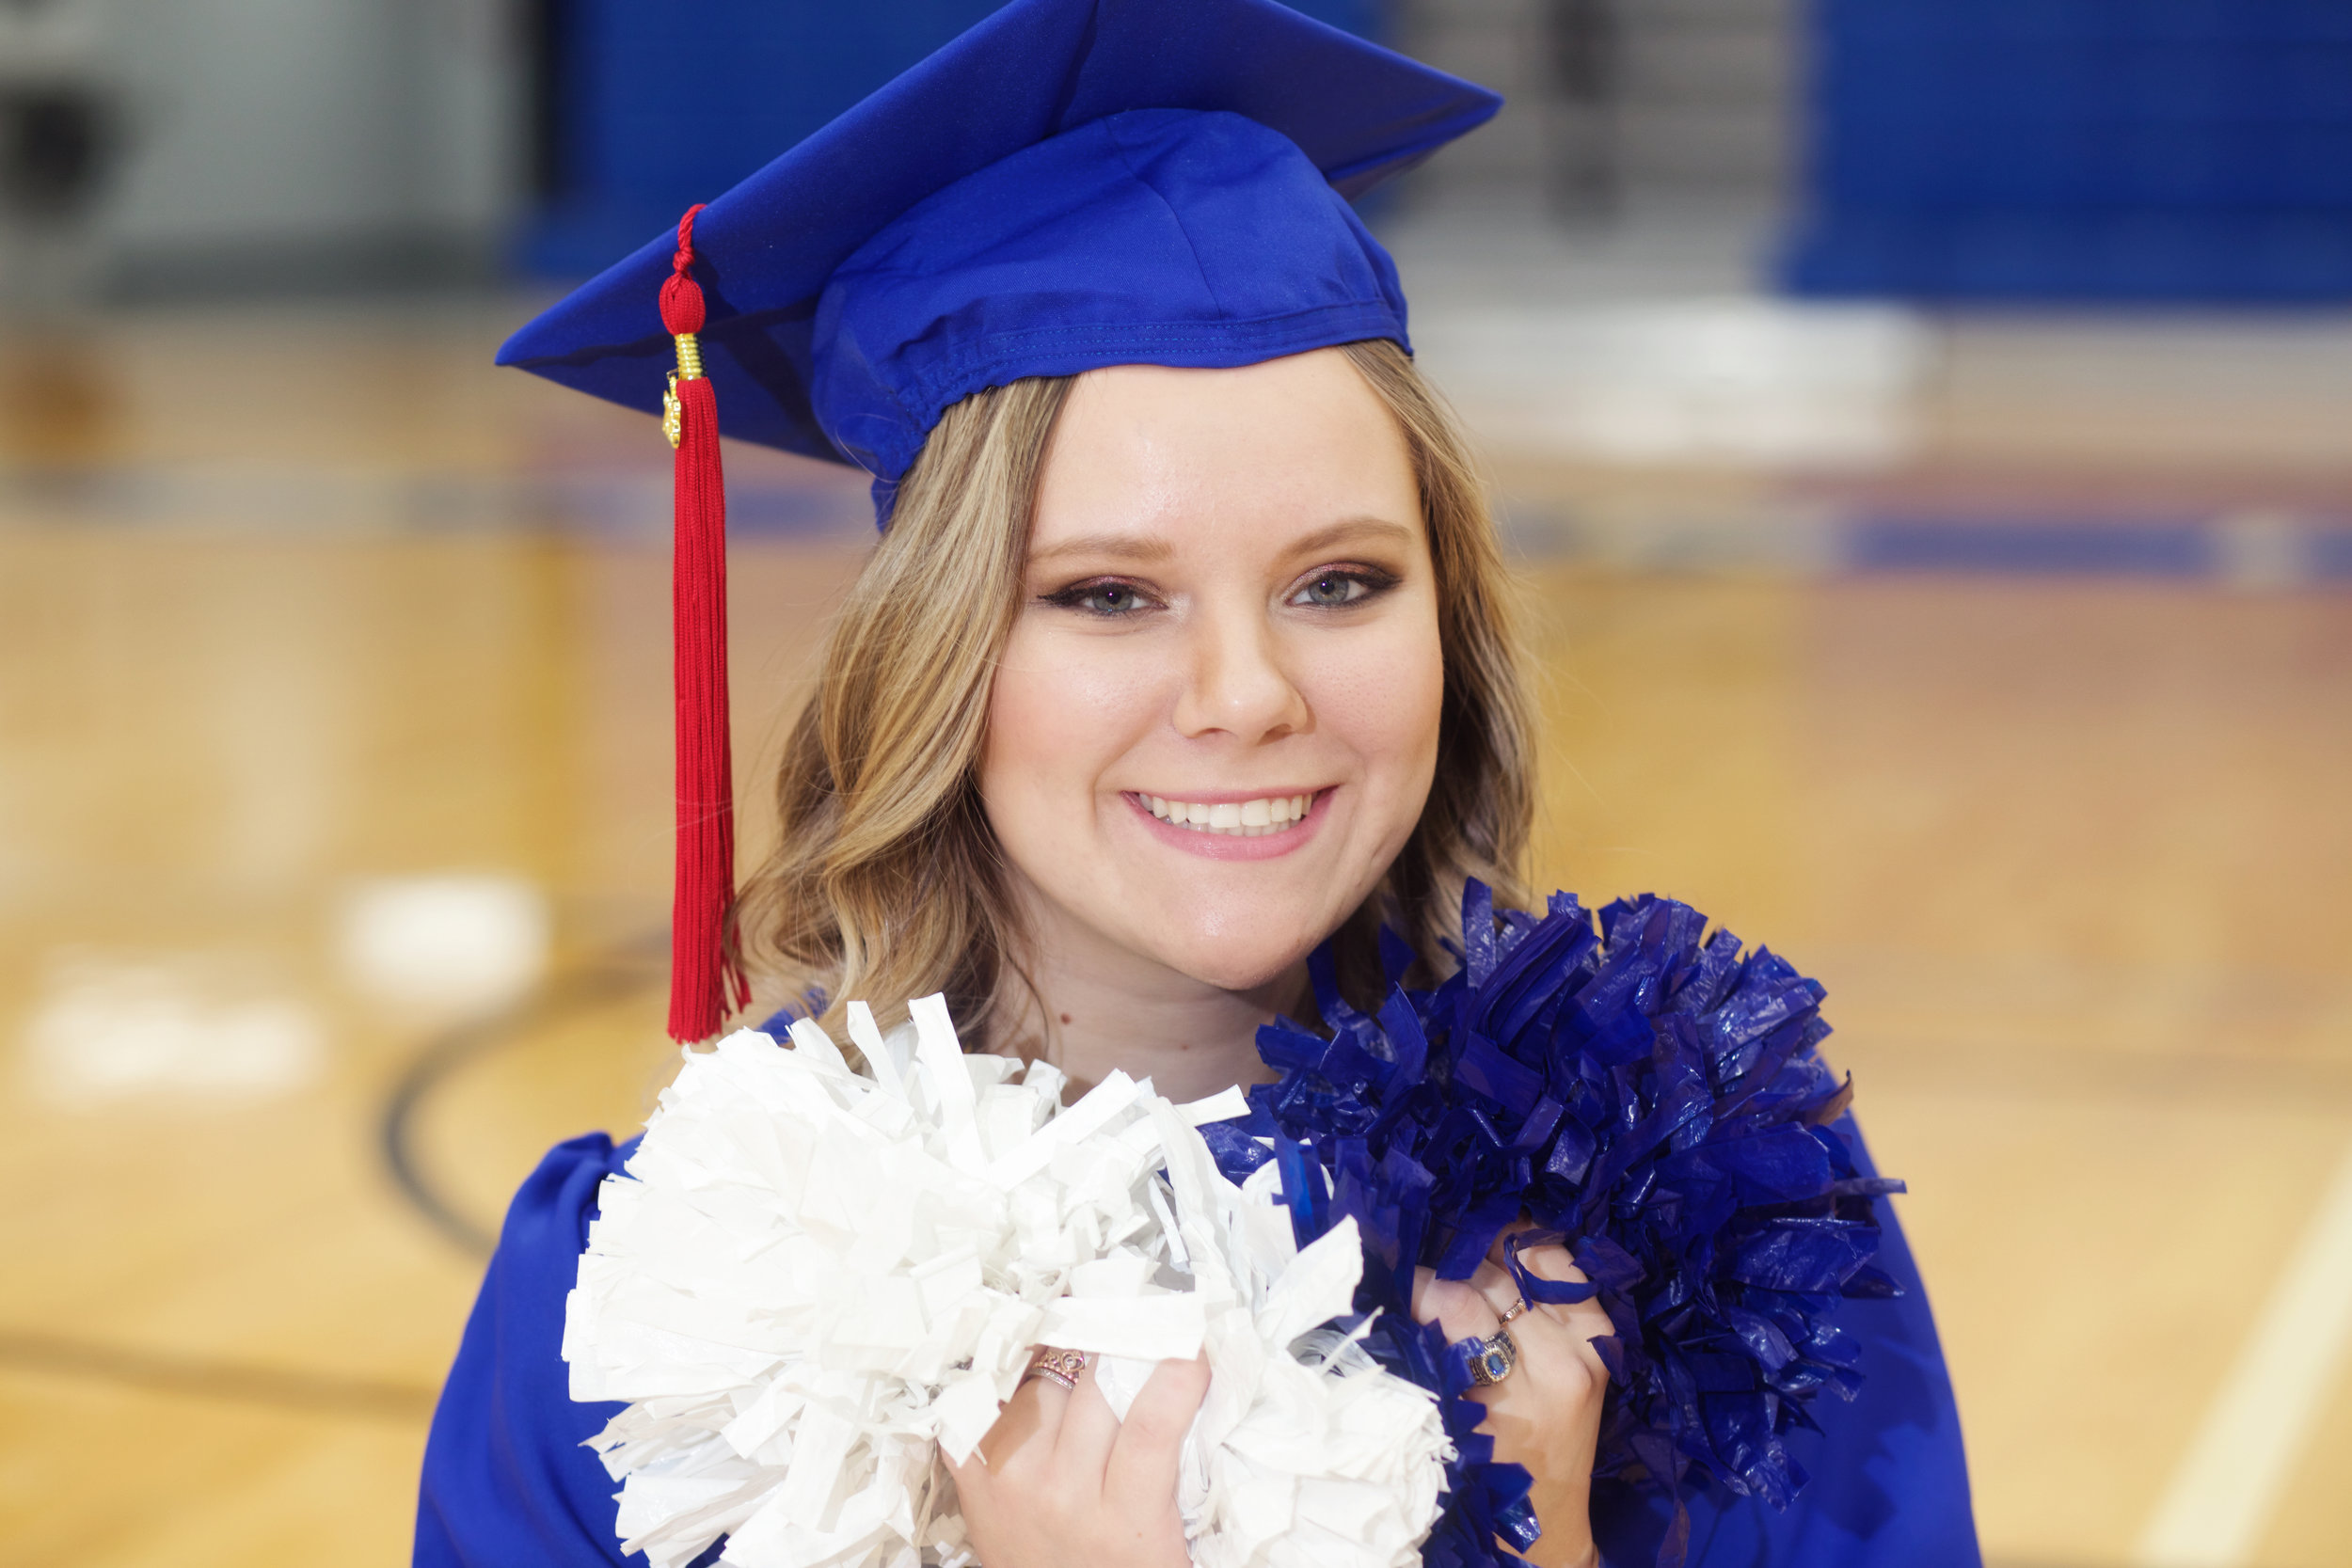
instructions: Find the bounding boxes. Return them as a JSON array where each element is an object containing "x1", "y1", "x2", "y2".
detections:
[
  {"x1": 1305, "y1": 615, "x2": 1446, "y2": 796},
  {"x1": 981, "y1": 633, "x2": 1166, "y2": 808}
]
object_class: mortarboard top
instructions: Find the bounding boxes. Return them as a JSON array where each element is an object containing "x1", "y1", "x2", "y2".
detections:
[{"x1": 498, "y1": 0, "x2": 1501, "y2": 518}]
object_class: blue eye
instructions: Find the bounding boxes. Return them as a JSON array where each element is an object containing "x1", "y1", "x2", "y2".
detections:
[
  {"x1": 1042, "y1": 578, "x2": 1156, "y2": 616},
  {"x1": 1292, "y1": 572, "x2": 1373, "y2": 607}
]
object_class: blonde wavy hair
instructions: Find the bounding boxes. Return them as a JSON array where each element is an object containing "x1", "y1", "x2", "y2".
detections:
[{"x1": 736, "y1": 339, "x2": 1533, "y2": 1045}]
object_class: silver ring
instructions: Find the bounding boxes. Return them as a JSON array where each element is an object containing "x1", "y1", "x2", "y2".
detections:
[{"x1": 1466, "y1": 1327, "x2": 1518, "y2": 1386}]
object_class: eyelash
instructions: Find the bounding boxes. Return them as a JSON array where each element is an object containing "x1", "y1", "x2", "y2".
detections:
[
  {"x1": 1288, "y1": 565, "x2": 1397, "y2": 609},
  {"x1": 1040, "y1": 566, "x2": 1399, "y2": 618},
  {"x1": 1041, "y1": 578, "x2": 1164, "y2": 616}
]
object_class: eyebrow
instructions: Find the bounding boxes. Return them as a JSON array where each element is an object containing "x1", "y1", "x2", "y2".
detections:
[
  {"x1": 1283, "y1": 516, "x2": 1417, "y2": 558},
  {"x1": 1026, "y1": 515, "x2": 1414, "y2": 568},
  {"x1": 1027, "y1": 532, "x2": 1177, "y2": 567}
]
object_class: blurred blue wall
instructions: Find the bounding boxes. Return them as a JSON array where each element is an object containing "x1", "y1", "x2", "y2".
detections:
[
  {"x1": 523, "y1": 0, "x2": 1388, "y2": 277},
  {"x1": 1783, "y1": 0, "x2": 2352, "y2": 302}
]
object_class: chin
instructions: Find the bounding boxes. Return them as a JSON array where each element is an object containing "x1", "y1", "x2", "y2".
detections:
[
  {"x1": 1149, "y1": 911, "x2": 1331, "y2": 995},
  {"x1": 1171, "y1": 951, "x2": 1301, "y2": 994}
]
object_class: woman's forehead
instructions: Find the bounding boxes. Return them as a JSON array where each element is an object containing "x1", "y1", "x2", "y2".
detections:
[{"x1": 1034, "y1": 353, "x2": 1419, "y2": 548}]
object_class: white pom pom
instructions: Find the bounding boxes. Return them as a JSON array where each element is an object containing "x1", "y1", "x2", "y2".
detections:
[{"x1": 565, "y1": 1000, "x2": 1448, "y2": 1568}]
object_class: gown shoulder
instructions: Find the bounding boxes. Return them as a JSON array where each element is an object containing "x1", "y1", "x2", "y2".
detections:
[{"x1": 414, "y1": 1132, "x2": 642, "y2": 1568}]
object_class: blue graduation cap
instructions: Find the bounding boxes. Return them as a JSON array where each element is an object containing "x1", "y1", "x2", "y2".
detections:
[
  {"x1": 501, "y1": 0, "x2": 1500, "y2": 1043},
  {"x1": 500, "y1": 0, "x2": 1499, "y2": 514}
]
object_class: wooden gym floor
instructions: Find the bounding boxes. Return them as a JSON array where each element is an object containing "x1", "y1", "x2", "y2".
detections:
[{"x1": 0, "y1": 297, "x2": 2347, "y2": 1568}]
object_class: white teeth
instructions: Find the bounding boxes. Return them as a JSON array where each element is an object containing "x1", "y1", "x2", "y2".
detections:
[{"x1": 1142, "y1": 792, "x2": 1318, "y2": 837}]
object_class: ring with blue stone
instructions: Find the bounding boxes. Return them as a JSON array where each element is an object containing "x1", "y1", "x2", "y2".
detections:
[{"x1": 1466, "y1": 1326, "x2": 1518, "y2": 1387}]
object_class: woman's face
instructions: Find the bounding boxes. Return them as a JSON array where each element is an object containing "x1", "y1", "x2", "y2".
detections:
[{"x1": 980, "y1": 347, "x2": 1443, "y2": 997}]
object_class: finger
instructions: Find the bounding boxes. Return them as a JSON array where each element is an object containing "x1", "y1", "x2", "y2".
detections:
[
  {"x1": 1490, "y1": 1230, "x2": 1594, "y2": 1307},
  {"x1": 1052, "y1": 1355, "x2": 1120, "y2": 1487},
  {"x1": 1468, "y1": 1265, "x2": 1603, "y2": 1391},
  {"x1": 1503, "y1": 1244, "x2": 1614, "y2": 1371},
  {"x1": 1509, "y1": 1239, "x2": 1602, "y2": 1307},
  {"x1": 1485, "y1": 1217, "x2": 1536, "y2": 1273},
  {"x1": 1104, "y1": 1354, "x2": 1210, "y2": 1509},
  {"x1": 1411, "y1": 1265, "x2": 1502, "y2": 1344},
  {"x1": 1463, "y1": 1258, "x2": 1599, "y2": 1404},
  {"x1": 1464, "y1": 1258, "x2": 1528, "y2": 1323},
  {"x1": 1486, "y1": 1222, "x2": 1572, "y2": 1290},
  {"x1": 977, "y1": 1365, "x2": 1068, "y2": 1471}
]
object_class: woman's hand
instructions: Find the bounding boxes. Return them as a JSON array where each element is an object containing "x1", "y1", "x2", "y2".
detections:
[
  {"x1": 1415, "y1": 1227, "x2": 1613, "y2": 1568},
  {"x1": 949, "y1": 1352, "x2": 1211, "y2": 1568}
]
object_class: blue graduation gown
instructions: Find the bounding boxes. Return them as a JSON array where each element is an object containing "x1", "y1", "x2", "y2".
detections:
[{"x1": 415, "y1": 1128, "x2": 1979, "y2": 1568}]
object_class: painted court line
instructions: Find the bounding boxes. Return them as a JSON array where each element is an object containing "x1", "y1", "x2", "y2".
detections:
[{"x1": 2135, "y1": 1140, "x2": 2352, "y2": 1568}]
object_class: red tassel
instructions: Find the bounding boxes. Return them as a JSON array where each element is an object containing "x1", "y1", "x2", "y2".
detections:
[{"x1": 660, "y1": 204, "x2": 747, "y2": 1043}]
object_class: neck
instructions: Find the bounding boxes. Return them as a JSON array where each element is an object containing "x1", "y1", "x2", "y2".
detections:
[{"x1": 990, "y1": 897, "x2": 1299, "y2": 1106}]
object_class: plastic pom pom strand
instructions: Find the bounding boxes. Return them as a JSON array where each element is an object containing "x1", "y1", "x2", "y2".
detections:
[{"x1": 1212, "y1": 886, "x2": 1904, "y2": 1568}]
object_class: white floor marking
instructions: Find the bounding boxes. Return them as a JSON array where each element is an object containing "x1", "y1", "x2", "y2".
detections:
[
  {"x1": 22, "y1": 951, "x2": 324, "y2": 1105},
  {"x1": 2135, "y1": 1140, "x2": 2352, "y2": 1568}
]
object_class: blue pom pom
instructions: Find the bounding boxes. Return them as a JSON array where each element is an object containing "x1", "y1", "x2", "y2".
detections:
[{"x1": 1219, "y1": 885, "x2": 1903, "y2": 1568}]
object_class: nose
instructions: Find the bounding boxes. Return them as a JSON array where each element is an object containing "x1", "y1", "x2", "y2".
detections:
[{"x1": 1171, "y1": 600, "x2": 1311, "y2": 745}]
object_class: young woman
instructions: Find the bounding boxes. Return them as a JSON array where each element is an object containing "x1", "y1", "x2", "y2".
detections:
[
  {"x1": 418, "y1": 3, "x2": 1978, "y2": 1565},
  {"x1": 739, "y1": 341, "x2": 1615, "y2": 1568}
]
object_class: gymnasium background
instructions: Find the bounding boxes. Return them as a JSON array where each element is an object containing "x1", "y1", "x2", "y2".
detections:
[{"x1": 3, "y1": 3, "x2": 2348, "y2": 1566}]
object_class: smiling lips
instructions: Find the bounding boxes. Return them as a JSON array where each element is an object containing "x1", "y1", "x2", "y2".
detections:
[{"x1": 1136, "y1": 791, "x2": 1319, "y2": 838}]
